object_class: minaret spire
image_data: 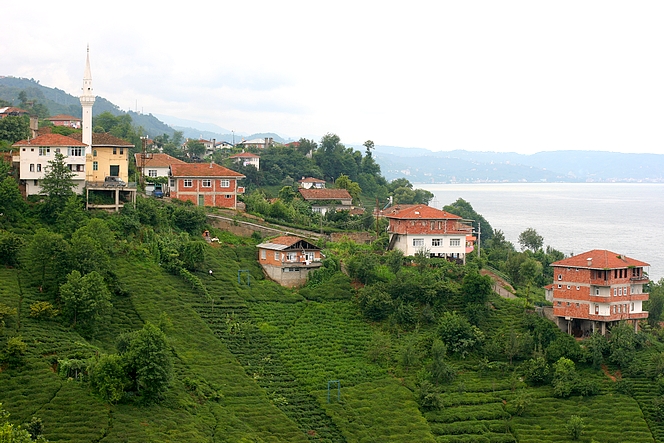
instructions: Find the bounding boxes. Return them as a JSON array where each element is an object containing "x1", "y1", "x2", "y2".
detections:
[{"x1": 80, "y1": 45, "x2": 95, "y2": 150}]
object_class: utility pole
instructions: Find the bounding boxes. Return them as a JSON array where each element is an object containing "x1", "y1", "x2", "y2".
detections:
[
  {"x1": 139, "y1": 135, "x2": 148, "y2": 189},
  {"x1": 477, "y1": 221, "x2": 481, "y2": 258}
]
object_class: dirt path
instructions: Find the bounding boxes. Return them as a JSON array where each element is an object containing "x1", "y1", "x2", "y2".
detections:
[{"x1": 480, "y1": 269, "x2": 517, "y2": 299}]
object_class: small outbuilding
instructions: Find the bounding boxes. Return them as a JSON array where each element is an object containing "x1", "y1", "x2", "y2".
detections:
[{"x1": 256, "y1": 236, "x2": 323, "y2": 287}]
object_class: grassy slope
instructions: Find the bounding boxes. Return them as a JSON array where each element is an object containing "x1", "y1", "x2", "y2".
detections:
[{"x1": 0, "y1": 243, "x2": 661, "y2": 443}]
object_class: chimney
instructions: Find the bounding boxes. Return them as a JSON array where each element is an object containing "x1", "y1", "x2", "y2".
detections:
[
  {"x1": 587, "y1": 257, "x2": 592, "y2": 267},
  {"x1": 209, "y1": 161, "x2": 213, "y2": 169},
  {"x1": 264, "y1": 137, "x2": 269, "y2": 148}
]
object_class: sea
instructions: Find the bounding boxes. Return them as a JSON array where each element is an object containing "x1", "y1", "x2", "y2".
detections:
[{"x1": 418, "y1": 183, "x2": 664, "y2": 282}]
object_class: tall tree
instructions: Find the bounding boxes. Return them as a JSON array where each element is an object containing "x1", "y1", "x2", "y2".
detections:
[
  {"x1": 518, "y1": 228, "x2": 544, "y2": 252},
  {"x1": 0, "y1": 115, "x2": 30, "y2": 144},
  {"x1": 40, "y1": 152, "x2": 76, "y2": 220},
  {"x1": 60, "y1": 270, "x2": 112, "y2": 331}
]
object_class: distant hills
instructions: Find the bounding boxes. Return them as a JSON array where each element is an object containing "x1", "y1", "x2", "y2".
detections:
[
  {"x1": 372, "y1": 146, "x2": 664, "y2": 183},
  {"x1": 2, "y1": 76, "x2": 663, "y2": 183}
]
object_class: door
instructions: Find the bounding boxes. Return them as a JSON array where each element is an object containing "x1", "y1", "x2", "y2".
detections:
[
  {"x1": 109, "y1": 165, "x2": 120, "y2": 176},
  {"x1": 198, "y1": 194, "x2": 205, "y2": 206}
]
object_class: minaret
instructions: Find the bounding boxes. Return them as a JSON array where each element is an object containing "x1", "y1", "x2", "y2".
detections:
[{"x1": 80, "y1": 45, "x2": 95, "y2": 150}]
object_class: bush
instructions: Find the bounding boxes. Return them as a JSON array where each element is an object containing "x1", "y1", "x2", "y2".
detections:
[
  {"x1": 358, "y1": 285, "x2": 393, "y2": 321},
  {"x1": 2, "y1": 336, "x2": 27, "y2": 367},
  {"x1": 438, "y1": 311, "x2": 484, "y2": 357},
  {"x1": 29, "y1": 301, "x2": 59, "y2": 319},
  {"x1": 565, "y1": 415, "x2": 585, "y2": 440},
  {"x1": 522, "y1": 356, "x2": 550, "y2": 386},
  {"x1": 90, "y1": 354, "x2": 128, "y2": 403}
]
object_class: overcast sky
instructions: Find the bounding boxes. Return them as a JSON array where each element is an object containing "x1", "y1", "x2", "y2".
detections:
[{"x1": 4, "y1": 1, "x2": 664, "y2": 154}]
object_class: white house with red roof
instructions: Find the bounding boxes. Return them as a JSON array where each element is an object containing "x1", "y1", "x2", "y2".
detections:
[
  {"x1": 547, "y1": 249, "x2": 650, "y2": 336},
  {"x1": 134, "y1": 153, "x2": 185, "y2": 195},
  {"x1": 256, "y1": 235, "x2": 323, "y2": 287},
  {"x1": 170, "y1": 162, "x2": 245, "y2": 208},
  {"x1": 13, "y1": 133, "x2": 88, "y2": 195},
  {"x1": 384, "y1": 204, "x2": 475, "y2": 264},
  {"x1": 298, "y1": 177, "x2": 326, "y2": 189},
  {"x1": 229, "y1": 151, "x2": 260, "y2": 170},
  {"x1": 298, "y1": 188, "x2": 353, "y2": 215}
]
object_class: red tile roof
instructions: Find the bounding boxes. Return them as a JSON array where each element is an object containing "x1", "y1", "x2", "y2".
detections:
[
  {"x1": 45, "y1": 114, "x2": 81, "y2": 121},
  {"x1": 384, "y1": 204, "x2": 462, "y2": 220},
  {"x1": 267, "y1": 236, "x2": 303, "y2": 247},
  {"x1": 551, "y1": 250, "x2": 650, "y2": 269},
  {"x1": 298, "y1": 188, "x2": 352, "y2": 200},
  {"x1": 170, "y1": 162, "x2": 244, "y2": 178},
  {"x1": 229, "y1": 152, "x2": 260, "y2": 158},
  {"x1": 13, "y1": 133, "x2": 86, "y2": 147},
  {"x1": 298, "y1": 177, "x2": 326, "y2": 183},
  {"x1": 134, "y1": 153, "x2": 186, "y2": 168},
  {"x1": 69, "y1": 132, "x2": 134, "y2": 147},
  {"x1": 0, "y1": 106, "x2": 29, "y2": 116}
]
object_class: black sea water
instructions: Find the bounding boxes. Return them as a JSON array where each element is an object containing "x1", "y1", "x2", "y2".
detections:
[{"x1": 419, "y1": 183, "x2": 664, "y2": 281}]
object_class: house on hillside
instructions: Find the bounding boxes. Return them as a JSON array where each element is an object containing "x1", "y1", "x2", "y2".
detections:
[
  {"x1": 384, "y1": 204, "x2": 475, "y2": 264},
  {"x1": 298, "y1": 177, "x2": 326, "y2": 189},
  {"x1": 547, "y1": 250, "x2": 650, "y2": 337},
  {"x1": 0, "y1": 106, "x2": 29, "y2": 119},
  {"x1": 45, "y1": 114, "x2": 82, "y2": 128},
  {"x1": 134, "y1": 152, "x2": 185, "y2": 195},
  {"x1": 256, "y1": 235, "x2": 323, "y2": 287},
  {"x1": 170, "y1": 162, "x2": 245, "y2": 209},
  {"x1": 229, "y1": 151, "x2": 260, "y2": 170},
  {"x1": 236, "y1": 137, "x2": 273, "y2": 150},
  {"x1": 13, "y1": 133, "x2": 88, "y2": 195},
  {"x1": 298, "y1": 188, "x2": 353, "y2": 215}
]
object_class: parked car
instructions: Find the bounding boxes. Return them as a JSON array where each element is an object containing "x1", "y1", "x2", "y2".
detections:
[
  {"x1": 104, "y1": 176, "x2": 126, "y2": 187},
  {"x1": 153, "y1": 189, "x2": 164, "y2": 198}
]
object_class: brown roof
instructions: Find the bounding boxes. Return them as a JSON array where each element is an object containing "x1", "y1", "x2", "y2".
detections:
[
  {"x1": 298, "y1": 177, "x2": 326, "y2": 183},
  {"x1": 256, "y1": 235, "x2": 320, "y2": 251},
  {"x1": 384, "y1": 204, "x2": 462, "y2": 220},
  {"x1": 551, "y1": 250, "x2": 650, "y2": 269},
  {"x1": 134, "y1": 153, "x2": 186, "y2": 168},
  {"x1": 0, "y1": 106, "x2": 29, "y2": 116},
  {"x1": 298, "y1": 188, "x2": 352, "y2": 200},
  {"x1": 45, "y1": 114, "x2": 81, "y2": 122},
  {"x1": 70, "y1": 132, "x2": 134, "y2": 147},
  {"x1": 267, "y1": 236, "x2": 303, "y2": 247},
  {"x1": 229, "y1": 152, "x2": 260, "y2": 158},
  {"x1": 170, "y1": 162, "x2": 244, "y2": 178},
  {"x1": 13, "y1": 133, "x2": 86, "y2": 147}
]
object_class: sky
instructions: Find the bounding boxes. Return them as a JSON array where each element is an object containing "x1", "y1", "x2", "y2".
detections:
[{"x1": 3, "y1": 1, "x2": 664, "y2": 155}]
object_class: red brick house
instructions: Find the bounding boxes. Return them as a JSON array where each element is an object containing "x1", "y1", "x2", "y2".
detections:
[
  {"x1": 384, "y1": 204, "x2": 475, "y2": 264},
  {"x1": 546, "y1": 249, "x2": 650, "y2": 336},
  {"x1": 256, "y1": 236, "x2": 323, "y2": 287},
  {"x1": 170, "y1": 162, "x2": 245, "y2": 208}
]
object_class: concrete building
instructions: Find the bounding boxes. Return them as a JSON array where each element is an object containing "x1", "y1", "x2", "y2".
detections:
[
  {"x1": 384, "y1": 204, "x2": 475, "y2": 264},
  {"x1": 134, "y1": 153, "x2": 186, "y2": 195},
  {"x1": 229, "y1": 151, "x2": 260, "y2": 170},
  {"x1": 256, "y1": 236, "x2": 323, "y2": 287},
  {"x1": 298, "y1": 188, "x2": 353, "y2": 215},
  {"x1": 546, "y1": 249, "x2": 650, "y2": 336},
  {"x1": 45, "y1": 114, "x2": 82, "y2": 129}
]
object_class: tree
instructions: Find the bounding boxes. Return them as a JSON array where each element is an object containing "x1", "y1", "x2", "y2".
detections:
[
  {"x1": 185, "y1": 139, "x2": 206, "y2": 159},
  {"x1": 60, "y1": 270, "x2": 112, "y2": 331},
  {"x1": 22, "y1": 229, "x2": 70, "y2": 293},
  {"x1": 430, "y1": 339, "x2": 455, "y2": 384},
  {"x1": 566, "y1": 415, "x2": 585, "y2": 440},
  {"x1": 0, "y1": 231, "x2": 23, "y2": 267},
  {"x1": 438, "y1": 311, "x2": 484, "y2": 357},
  {"x1": 648, "y1": 279, "x2": 664, "y2": 328},
  {"x1": 518, "y1": 228, "x2": 543, "y2": 252},
  {"x1": 0, "y1": 176, "x2": 27, "y2": 226},
  {"x1": 0, "y1": 402, "x2": 34, "y2": 443},
  {"x1": 90, "y1": 354, "x2": 128, "y2": 403},
  {"x1": 40, "y1": 152, "x2": 76, "y2": 220},
  {"x1": 334, "y1": 174, "x2": 362, "y2": 203},
  {"x1": 119, "y1": 322, "x2": 173, "y2": 402},
  {"x1": 0, "y1": 115, "x2": 30, "y2": 144}
]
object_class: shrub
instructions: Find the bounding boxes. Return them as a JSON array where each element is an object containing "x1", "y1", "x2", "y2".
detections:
[
  {"x1": 522, "y1": 356, "x2": 550, "y2": 386},
  {"x1": 90, "y1": 354, "x2": 127, "y2": 403},
  {"x1": 29, "y1": 301, "x2": 59, "y2": 319},
  {"x1": 358, "y1": 285, "x2": 393, "y2": 321},
  {"x1": 438, "y1": 311, "x2": 484, "y2": 357},
  {"x1": 418, "y1": 381, "x2": 443, "y2": 411},
  {"x1": 565, "y1": 415, "x2": 585, "y2": 440},
  {"x1": 2, "y1": 336, "x2": 27, "y2": 367}
]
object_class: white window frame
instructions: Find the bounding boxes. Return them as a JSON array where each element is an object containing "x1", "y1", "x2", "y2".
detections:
[
  {"x1": 450, "y1": 238, "x2": 461, "y2": 247},
  {"x1": 36, "y1": 164, "x2": 41, "y2": 172},
  {"x1": 286, "y1": 252, "x2": 298, "y2": 262},
  {"x1": 431, "y1": 238, "x2": 441, "y2": 247},
  {"x1": 69, "y1": 147, "x2": 83, "y2": 156},
  {"x1": 412, "y1": 238, "x2": 424, "y2": 247},
  {"x1": 93, "y1": 161, "x2": 98, "y2": 171},
  {"x1": 202, "y1": 179, "x2": 212, "y2": 187},
  {"x1": 38, "y1": 147, "x2": 50, "y2": 156},
  {"x1": 275, "y1": 251, "x2": 280, "y2": 260},
  {"x1": 148, "y1": 169, "x2": 158, "y2": 177},
  {"x1": 29, "y1": 164, "x2": 34, "y2": 172},
  {"x1": 183, "y1": 179, "x2": 193, "y2": 188},
  {"x1": 220, "y1": 179, "x2": 230, "y2": 188},
  {"x1": 261, "y1": 249, "x2": 266, "y2": 260}
]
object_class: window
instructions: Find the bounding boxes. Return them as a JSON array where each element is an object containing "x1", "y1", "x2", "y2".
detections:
[
  {"x1": 225, "y1": 194, "x2": 232, "y2": 199},
  {"x1": 557, "y1": 284, "x2": 562, "y2": 289},
  {"x1": 431, "y1": 238, "x2": 441, "y2": 247},
  {"x1": 275, "y1": 251, "x2": 280, "y2": 260},
  {"x1": 450, "y1": 238, "x2": 461, "y2": 247},
  {"x1": 567, "y1": 285, "x2": 571, "y2": 289},
  {"x1": 619, "y1": 288, "x2": 623, "y2": 296},
  {"x1": 595, "y1": 304, "x2": 599, "y2": 314},
  {"x1": 148, "y1": 169, "x2": 157, "y2": 177},
  {"x1": 170, "y1": 179, "x2": 175, "y2": 187},
  {"x1": 39, "y1": 147, "x2": 50, "y2": 156},
  {"x1": 576, "y1": 303, "x2": 579, "y2": 307},
  {"x1": 120, "y1": 148, "x2": 124, "y2": 155},
  {"x1": 595, "y1": 288, "x2": 600, "y2": 295},
  {"x1": 413, "y1": 238, "x2": 424, "y2": 247},
  {"x1": 624, "y1": 286, "x2": 628, "y2": 295},
  {"x1": 183, "y1": 179, "x2": 193, "y2": 187},
  {"x1": 220, "y1": 179, "x2": 230, "y2": 188},
  {"x1": 558, "y1": 274, "x2": 562, "y2": 281},
  {"x1": 113, "y1": 147, "x2": 117, "y2": 155},
  {"x1": 286, "y1": 252, "x2": 298, "y2": 262},
  {"x1": 29, "y1": 164, "x2": 34, "y2": 172},
  {"x1": 576, "y1": 286, "x2": 580, "y2": 290},
  {"x1": 69, "y1": 147, "x2": 83, "y2": 156},
  {"x1": 305, "y1": 252, "x2": 315, "y2": 262},
  {"x1": 614, "y1": 288, "x2": 617, "y2": 296},
  {"x1": 36, "y1": 164, "x2": 41, "y2": 172},
  {"x1": 631, "y1": 302, "x2": 634, "y2": 311},
  {"x1": 261, "y1": 249, "x2": 266, "y2": 260},
  {"x1": 557, "y1": 301, "x2": 561, "y2": 306},
  {"x1": 93, "y1": 150, "x2": 97, "y2": 157},
  {"x1": 566, "y1": 302, "x2": 570, "y2": 306},
  {"x1": 202, "y1": 179, "x2": 211, "y2": 187},
  {"x1": 93, "y1": 161, "x2": 98, "y2": 171}
]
